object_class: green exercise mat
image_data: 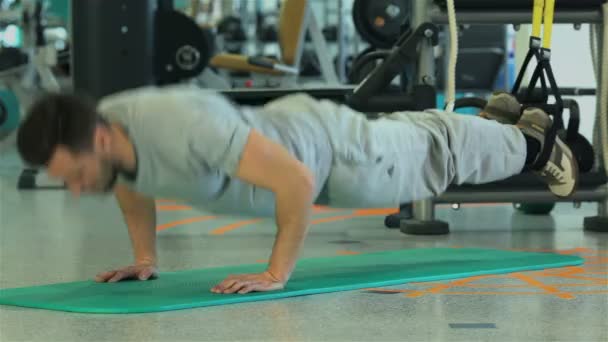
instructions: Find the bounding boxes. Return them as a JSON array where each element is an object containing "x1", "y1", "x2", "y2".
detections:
[{"x1": 0, "y1": 248, "x2": 583, "y2": 314}]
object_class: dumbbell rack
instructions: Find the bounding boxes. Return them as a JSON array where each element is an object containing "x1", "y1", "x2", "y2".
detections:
[{"x1": 394, "y1": 0, "x2": 608, "y2": 234}]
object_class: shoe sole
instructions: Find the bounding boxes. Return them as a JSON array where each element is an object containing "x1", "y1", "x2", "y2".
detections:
[{"x1": 548, "y1": 138, "x2": 580, "y2": 198}]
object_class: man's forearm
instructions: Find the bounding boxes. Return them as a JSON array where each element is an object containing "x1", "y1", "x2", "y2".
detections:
[
  {"x1": 266, "y1": 182, "x2": 314, "y2": 282},
  {"x1": 124, "y1": 204, "x2": 158, "y2": 265},
  {"x1": 114, "y1": 185, "x2": 158, "y2": 265}
]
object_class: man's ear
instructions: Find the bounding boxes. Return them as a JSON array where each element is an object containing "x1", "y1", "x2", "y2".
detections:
[{"x1": 93, "y1": 124, "x2": 112, "y2": 155}]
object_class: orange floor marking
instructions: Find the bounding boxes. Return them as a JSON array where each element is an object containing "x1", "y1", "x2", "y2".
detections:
[
  {"x1": 405, "y1": 284, "x2": 452, "y2": 298},
  {"x1": 502, "y1": 273, "x2": 574, "y2": 299},
  {"x1": 209, "y1": 219, "x2": 264, "y2": 235}
]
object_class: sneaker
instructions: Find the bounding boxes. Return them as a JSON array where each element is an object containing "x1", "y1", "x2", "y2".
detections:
[
  {"x1": 479, "y1": 92, "x2": 522, "y2": 124},
  {"x1": 517, "y1": 108, "x2": 579, "y2": 197}
]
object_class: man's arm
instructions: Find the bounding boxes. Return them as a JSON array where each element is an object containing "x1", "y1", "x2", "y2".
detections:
[
  {"x1": 212, "y1": 129, "x2": 315, "y2": 294},
  {"x1": 95, "y1": 184, "x2": 159, "y2": 283},
  {"x1": 113, "y1": 184, "x2": 158, "y2": 266},
  {"x1": 238, "y1": 130, "x2": 316, "y2": 282}
]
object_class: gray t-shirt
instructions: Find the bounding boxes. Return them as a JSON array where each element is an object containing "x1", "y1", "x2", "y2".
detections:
[{"x1": 97, "y1": 84, "x2": 346, "y2": 216}]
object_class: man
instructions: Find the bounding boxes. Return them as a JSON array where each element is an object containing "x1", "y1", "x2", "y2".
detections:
[{"x1": 16, "y1": 85, "x2": 578, "y2": 295}]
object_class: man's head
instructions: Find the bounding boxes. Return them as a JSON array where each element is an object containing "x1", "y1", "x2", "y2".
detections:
[{"x1": 17, "y1": 93, "x2": 119, "y2": 196}]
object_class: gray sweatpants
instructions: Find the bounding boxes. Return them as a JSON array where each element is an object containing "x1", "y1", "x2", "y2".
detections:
[{"x1": 322, "y1": 107, "x2": 527, "y2": 208}]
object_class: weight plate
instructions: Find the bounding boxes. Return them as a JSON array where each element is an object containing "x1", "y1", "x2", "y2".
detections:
[
  {"x1": 155, "y1": 10, "x2": 213, "y2": 84},
  {"x1": 353, "y1": 0, "x2": 410, "y2": 49},
  {"x1": 175, "y1": 45, "x2": 201, "y2": 71},
  {"x1": 217, "y1": 16, "x2": 247, "y2": 42},
  {"x1": 348, "y1": 47, "x2": 384, "y2": 84}
]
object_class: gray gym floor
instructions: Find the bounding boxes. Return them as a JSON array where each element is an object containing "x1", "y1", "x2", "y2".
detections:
[{"x1": 1, "y1": 149, "x2": 607, "y2": 342}]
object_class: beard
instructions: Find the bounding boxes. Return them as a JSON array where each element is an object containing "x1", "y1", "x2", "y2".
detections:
[
  {"x1": 94, "y1": 158, "x2": 119, "y2": 193},
  {"x1": 104, "y1": 167, "x2": 119, "y2": 192},
  {"x1": 94, "y1": 150, "x2": 136, "y2": 194}
]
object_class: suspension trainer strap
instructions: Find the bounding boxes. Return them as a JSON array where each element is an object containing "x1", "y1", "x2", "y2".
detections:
[{"x1": 518, "y1": 0, "x2": 562, "y2": 170}]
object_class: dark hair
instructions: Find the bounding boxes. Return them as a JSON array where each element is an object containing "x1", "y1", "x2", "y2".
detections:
[{"x1": 17, "y1": 92, "x2": 105, "y2": 167}]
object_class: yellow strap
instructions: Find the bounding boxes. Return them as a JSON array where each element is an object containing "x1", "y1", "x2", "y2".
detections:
[
  {"x1": 542, "y1": 0, "x2": 556, "y2": 49},
  {"x1": 532, "y1": 0, "x2": 545, "y2": 39}
]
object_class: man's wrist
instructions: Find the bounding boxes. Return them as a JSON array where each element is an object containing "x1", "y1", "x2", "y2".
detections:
[
  {"x1": 265, "y1": 268, "x2": 289, "y2": 283},
  {"x1": 136, "y1": 256, "x2": 157, "y2": 266}
]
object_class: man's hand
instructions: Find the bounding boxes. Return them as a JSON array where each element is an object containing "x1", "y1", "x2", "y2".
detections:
[
  {"x1": 95, "y1": 263, "x2": 158, "y2": 283},
  {"x1": 211, "y1": 271, "x2": 284, "y2": 294}
]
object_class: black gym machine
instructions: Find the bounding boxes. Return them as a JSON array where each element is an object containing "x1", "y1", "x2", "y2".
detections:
[{"x1": 69, "y1": 0, "x2": 440, "y2": 113}]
